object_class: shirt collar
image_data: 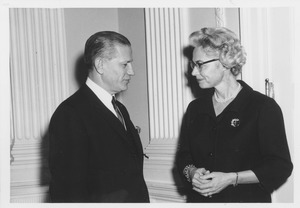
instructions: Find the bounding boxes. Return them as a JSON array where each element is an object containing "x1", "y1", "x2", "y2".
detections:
[{"x1": 86, "y1": 77, "x2": 116, "y2": 116}]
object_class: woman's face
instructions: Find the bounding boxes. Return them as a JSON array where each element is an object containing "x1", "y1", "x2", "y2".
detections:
[{"x1": 191, "y1": 46, "x2": 225, "y2": 89}]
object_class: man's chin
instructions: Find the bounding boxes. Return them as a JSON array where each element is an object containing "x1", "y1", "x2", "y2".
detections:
[{"x1": 120, "y1": 86, "x2": 128, "y2": 92}]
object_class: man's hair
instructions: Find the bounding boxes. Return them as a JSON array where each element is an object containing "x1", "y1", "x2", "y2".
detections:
[{"x1": 84, "y1": 31, "x2": 131, "y2": 70}]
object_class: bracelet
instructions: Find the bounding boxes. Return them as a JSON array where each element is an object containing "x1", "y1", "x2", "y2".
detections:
[
  {"x1": 233, "y1": 172, "x2": 239, "y2": 187},
  {"x1": 183, "y1": 164, "x2": 196, "y2": 182}
]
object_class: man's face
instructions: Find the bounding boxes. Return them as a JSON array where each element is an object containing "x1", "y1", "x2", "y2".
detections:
[{"x1": 100, "y1": 45, "x2": 134, "y2": 94}]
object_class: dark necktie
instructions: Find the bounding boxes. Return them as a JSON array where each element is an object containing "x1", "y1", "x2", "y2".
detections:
[{"x1": 111, "y1": 96, "x2": 127, "y2": 130}]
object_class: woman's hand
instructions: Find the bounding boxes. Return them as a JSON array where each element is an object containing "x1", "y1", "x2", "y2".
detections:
[
  {"x1": 190, "y1": 167, "x2": 210, "y2": 180},
  {"x1": 192, "y1": 172, "x2": 236, "y2": 197},
  {"x1": 191, "y1": 168, "x2": 211, "y2": 193}
]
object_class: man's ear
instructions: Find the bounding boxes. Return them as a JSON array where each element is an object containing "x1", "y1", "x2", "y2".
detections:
[{"x1": 94, "y1": 57, "x2": 104, "y2": 74}]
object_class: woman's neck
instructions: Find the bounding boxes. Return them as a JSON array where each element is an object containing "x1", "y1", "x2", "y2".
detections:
[{"x1": 214, "y1": 80, "x2": 241, "y2": 103}]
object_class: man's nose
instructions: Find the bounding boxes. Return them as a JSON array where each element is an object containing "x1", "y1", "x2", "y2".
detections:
[{"x1": 127, "y1": 64, "x2": 134, "y2": 75}]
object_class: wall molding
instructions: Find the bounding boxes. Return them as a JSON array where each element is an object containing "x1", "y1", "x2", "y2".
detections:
[
  {"x1": 144, "y1": 142, "x2": 185, "y2": 202},
  {"x1": 10, "y1": 141, "x2": 50, "y2": 203},
  {"x1": 146, "y1": 182, "x2": 186, "y2": 203},
  {"x1": 215, "y1": 8, "x2": 226, "y2": 27}
]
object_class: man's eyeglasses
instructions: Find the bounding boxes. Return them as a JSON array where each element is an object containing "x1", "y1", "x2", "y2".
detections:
[{"x1": 189, "y1": 59, "x2": 219, "y2": 70}]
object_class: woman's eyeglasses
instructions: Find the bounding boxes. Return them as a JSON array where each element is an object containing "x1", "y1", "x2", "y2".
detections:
[{"x1": 189, "y1": 59, "x2": 219, "y2": 70}]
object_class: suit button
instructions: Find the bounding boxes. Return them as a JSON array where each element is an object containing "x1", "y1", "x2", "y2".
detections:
[{"x1": 208, "y1": 152, "x2": 214, "y2": 157}]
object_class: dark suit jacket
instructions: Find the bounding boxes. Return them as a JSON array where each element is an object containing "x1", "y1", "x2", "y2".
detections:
[
  {"x1": 49, "y1": 84, "x2": 149, "y2": 202},
  {"x1": 176, "y1": 80, "x2": 293, "y2": 202}
]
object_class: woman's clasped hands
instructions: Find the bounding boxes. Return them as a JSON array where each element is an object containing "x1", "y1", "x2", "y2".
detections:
[{"x1": 191, "y1": 168, "x2": 235, "y2": 198}]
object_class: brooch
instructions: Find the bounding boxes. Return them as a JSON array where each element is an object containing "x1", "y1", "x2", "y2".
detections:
[{"x1": 231, "y1": 118, "x2": 240, "y2": 127}]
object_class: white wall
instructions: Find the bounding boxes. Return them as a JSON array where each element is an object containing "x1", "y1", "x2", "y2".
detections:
[
  {"x1": 64, "y1": 8, "x2": 119, "y2": 94},
  {"x1": 240, "y1": 7, "x2": 295, "y2": 202},
  {"x1": 118, "y1": 8, "x2": 150, "y2": 148}
]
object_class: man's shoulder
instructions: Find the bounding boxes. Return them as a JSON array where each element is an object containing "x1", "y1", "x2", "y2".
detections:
[
  {"x1": 52, "y1": 85, "x2": 91, "y2": 115},
  {"x1": 63, "y1": 85, "x2": 92, "y2": 104}
]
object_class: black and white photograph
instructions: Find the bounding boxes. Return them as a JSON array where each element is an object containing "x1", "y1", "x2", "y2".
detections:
[{"x1": 1, "y1": 0, "x2": 299, "y2": 207}]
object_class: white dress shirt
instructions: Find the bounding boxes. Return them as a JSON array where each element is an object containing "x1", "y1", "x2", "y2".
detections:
[{"x1": 86, "y1": 77, "x2": 117, "y2": 117}]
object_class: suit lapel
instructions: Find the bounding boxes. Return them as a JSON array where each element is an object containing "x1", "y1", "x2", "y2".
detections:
[
  {"x1": 82, "y1": 85, "x2": 130, "y2": 143},
  {"x1": 82, "y1": 85, "x2": 143, "y2": 157},
  {"x1": 118, "y1": 102, "x2": 143, "y2": 159}
]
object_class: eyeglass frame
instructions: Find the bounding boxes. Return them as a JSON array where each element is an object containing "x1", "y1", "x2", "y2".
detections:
[{"x1": 189, "y1": 59, "x2": 219, "y2": 71}]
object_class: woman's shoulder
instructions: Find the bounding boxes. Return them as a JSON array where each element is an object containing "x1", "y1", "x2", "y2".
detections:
[
  {"x1": 251, "y1": 89, "x2": 277, "y2": 104},
  {"x1": 246, "y1": 87, "x2": 281, "y2": 113},
  {"x1": 239, "y1": 80, "x2": 278, "y2": 107}
]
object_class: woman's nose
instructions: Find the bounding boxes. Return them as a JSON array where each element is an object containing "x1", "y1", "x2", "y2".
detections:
[{"x1": 191, "y1": 66, "x2": 199, "y2": 76}]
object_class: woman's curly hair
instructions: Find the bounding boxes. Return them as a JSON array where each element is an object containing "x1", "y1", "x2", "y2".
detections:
[{"x1": 189, "y1": 27, "x2": 246, "y2": 76}]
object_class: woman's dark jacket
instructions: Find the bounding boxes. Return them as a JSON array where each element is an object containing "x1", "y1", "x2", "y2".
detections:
[{"x1": 176, "y1": 80, "x2": 293, "y2": 202}]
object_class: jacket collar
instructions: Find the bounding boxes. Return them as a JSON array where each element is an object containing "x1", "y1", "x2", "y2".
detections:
[
  {"x1": 195, "y1": 80, "x2": 253, "y2": 116},
  {"x1": 227, "y1": 80, "x2": 253, "y2": 113}
]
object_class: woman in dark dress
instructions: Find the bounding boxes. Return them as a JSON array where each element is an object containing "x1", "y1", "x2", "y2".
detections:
[{"x1": 176, "y1": 27, "x2": 293, "y2": 202}]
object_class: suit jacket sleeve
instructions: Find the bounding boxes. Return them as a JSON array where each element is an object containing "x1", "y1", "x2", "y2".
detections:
[{"x1": 49, "y1": 104, "x2": 90, "y2": 202}]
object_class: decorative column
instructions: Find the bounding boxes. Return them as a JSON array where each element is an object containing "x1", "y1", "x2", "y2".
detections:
[
  {"x1": 10, "y1": 8, "x2": 69, "y2": 202},
  {"x1": 144, "y1": 8, "x2": 188, "y2": 202},
  {"x1": 145, "y1": 8, "x2": 187, "y2": 143}
]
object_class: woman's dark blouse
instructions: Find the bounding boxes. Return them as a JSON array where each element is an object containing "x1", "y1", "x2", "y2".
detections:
[{"x1": 176, "y1": 80, "x2": 293, "y2": 202}]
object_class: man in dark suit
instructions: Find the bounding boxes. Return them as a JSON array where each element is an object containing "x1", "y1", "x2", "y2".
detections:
[{"x1": 48, "y1": 31, "x2": 149, "y2": 202}]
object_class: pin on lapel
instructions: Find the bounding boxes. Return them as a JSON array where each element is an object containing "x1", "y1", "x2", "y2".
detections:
[{"x1": 231, "y1": 118, "x2": 240, "y2": 127}]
